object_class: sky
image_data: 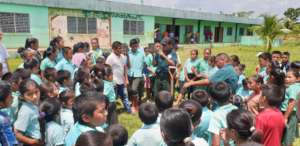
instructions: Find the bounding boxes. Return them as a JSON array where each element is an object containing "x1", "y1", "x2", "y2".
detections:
[{"x1": 107, "y1": 0, "x2": 300, "y2": 18}]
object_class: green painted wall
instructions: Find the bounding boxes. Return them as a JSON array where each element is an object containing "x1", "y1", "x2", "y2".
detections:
[
  {"x1": 111, "y1": 15, "x2": 155, "y2": 46},
  {"x1": 199, "y1": 21, "x2": 218, "y2": 43},
  {"x1": 0, "y1": 3, "x2": 49, "y2": 49}
]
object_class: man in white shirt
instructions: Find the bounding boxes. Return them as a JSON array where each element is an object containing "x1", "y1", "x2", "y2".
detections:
[
  {"x1": 0, "y1": 30, "x2": 10, "y2": 74},
  {"x1": 106, "y1": 41, "x2": 131, "y2": 113}
]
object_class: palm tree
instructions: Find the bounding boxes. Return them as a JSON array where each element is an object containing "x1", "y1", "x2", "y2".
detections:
[{"x1": 251, "y1": 15, "x2": 283, "y2": 52}]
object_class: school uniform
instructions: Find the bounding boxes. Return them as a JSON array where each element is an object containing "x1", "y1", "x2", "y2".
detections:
[
  {"x1": 193, "y1": 106, "x2": 213, "y2": 142},
  {"x1": 0, "y1": 91, "x2": 20, "y2": 123},
  {"x1": 55, "y1": 49, "x2": 64, "y2": 63},
  {"x1": 65, "y1": 122, "x2": 104, "y2": 146},
  {"x1": 14, "y1": 102, "x2": 41, "y2": 140},
  {"x1": 236, "y1": 87, "x2": 251, "y2": 101},
  {"x1": 127, "y1": 123, "x2": 162, "y2": 146},
  {"x1": 30, "y1": 73, "x2": 42, "y2": 85},
  {"x1": 159, "y1": 136, "x2": 208, "y2": 146},
  {"x1": 91, "y1": 48, "x2": 103, "y2": 64},
  {"x1": 104, "y1": 80, "x2": 118, "y2": 125},
  {"x1": 183, "y1": 58, "x2": 201, "y2": 98},
  {"x1": 236, "y1": 74, "x2": 246, "y2": 92},
  {"x1": 40, "y1": 57, "x2": 56, "y2": 71},
  {"x1": 281, "y1": 82, "x2": 300, "y2": 146},
  {"x1": 144, "y1": 54, "x2": 156, "y2": 95},
  {"x1": 128, "y1": 49, "x2": 145, "y2": 99},
  {"x1": 60, "y1": 108, "x2": 74, "y2": 136},
  {"x1": 208, "y1": 103, "x2": 237, "y2": 146},
  {"x1": 199, "y1": 58, "x2": 209, "y2": 73},
  {"x1": 55, "y1": 58, "x2": 77, "y2": 79},
  {"x1": 45, "y1": 121, "x2": 64, "y2": 146}
]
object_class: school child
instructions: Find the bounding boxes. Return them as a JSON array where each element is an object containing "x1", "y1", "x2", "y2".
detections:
[
  {"x1": 144, "y1": 46, "x2": 157, "y2": 100},
  {"x1": 14, "y1": 79, "x2": 42, "y2": 146},
  {"x1": 208, "y1": 81, "x2": 238, "y2": 146},
  {"x1": 256, "y1": 52, "x2": 271, "y2": 79},
  {"x1": 155, "y1": 90, "x2": 174, "y2": 123},
  {"x1": 191, "y1": 90, "x2": 213, "y2": 142},
  {"x1": 17, "y1": 47, "x2": 34, "y2": 69},
  {"x1": 271, "y1": 51, "x2": 282, "y2": 66},
  {"x1": 0, "y1": 81, "x2": 18, "y2": 145},
  {"x1": 160, "y1": 108, "x2": 200, "y2": 146},
  {"x1": 179, "y1": 100, "x2": 209, "y2": 146},
  {"x1": 25, "y1": 37, "x2": 42, "y2": 61},
  {"x1": 40, "y1": 47, "x2": 57, "y2": 71},
  {"x1": 267, "y1": 63, "x2": 286, "y2": 86},
  {"x1": 184, "y1": 49, "x2": 201, "y2": 97},
  {"x1": 56, "y1": 70, "x2": 72, "y2": 93},
  {"x1": 101, "y1": 64, "x2": 118, "y2": 125},
  {"x1": 234, "y1": 64, "x2": 246, "y2": 92},
  {"x1": 90, "y1": 38, "x2": 103, "y2": 64},
  {"x1": 48, "y1": 36, "x2": 64, "y2": 63},
  {"x1": 59, "y1": 89, "x2": 75, "y2": 136},
  {"x1": 245, "y1": 75, "x2": 263, "y2": 116},
  {"x1": 281, "y1": 52, "x2": 290, "y2": 73},
  {"x1": 75, "y1": 131, "x2": 113, "y2": 146},
  {"x1": 72, "y1": 42, "x2": 86, "y2": 68},
  {"x1": 73, "y1": 67, "x2": 92, "y2": 97},
  {"x1": 291, "y1": 61, "x2": 300, "y2": 73},
  {"x1": 226, "y1": 109, "x2": 262, "y2": 146},
  {"x1": 43, "y1": 67, "x2": 57, "y2": 84},
  {"x1": 39, "y1": 81, "x2": 59, "y2": 101},
  {"x1": 235, "y1": 79, "x2": 251, "y2": 101},
  {"x1": 230, "y1": 55, "x2": 240, "y2": 67},
  {"x1": 127, "y1": 102, "x2": 162, "y2": 146},
  {"x1": 55, "y1": 47, "x2": 76, "y2": 79},
  {"x1": 65, "y1": 91, "x2": 107, "y2": 146},
  {"x1": 108, "y1": 124, "x2": 128, "y2": 146},
  {"x1": 24, "y1": 59, "x2": 42, "y2": 85},
  {"x1": 39, "y1": 98, "x2": 64, "y2": 146},
  {"x1": 281, "y1": 69, "x2": 300, "y2": 146},
  {"x1": 255, "y1": 84, "x2": 285, "y2": 146}
]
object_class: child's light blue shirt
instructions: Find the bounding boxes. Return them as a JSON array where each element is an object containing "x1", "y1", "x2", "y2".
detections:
[
  {"x1": 45, "y1": 121, "x2": 65, "y2": 146},
  {"x1": 193, "y1": 107, "x2": 213, "y2": 141},
  {"x1": 40, "y1": 57, "x2": 56, "y2": 71},
  {"x1": 60, "y1": 108, "x2": 74, "y2": 137},
  {"x1": 127, "y1": 123, "x2": 162, "y2": 146},
  {"x1": 14, "y1": 102, "x2": 41, "y2": 140},
  {"x1": 104, "y1": 80, "x2": 116, "y2": 102},
  {"x1": 55, "y1": 58, "x2": 76, "y2": 79}
]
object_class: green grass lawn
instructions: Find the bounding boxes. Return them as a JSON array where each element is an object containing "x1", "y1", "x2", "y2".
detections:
[{"x1": 7, "y1": 41, "x2": 300, "y2": 144}]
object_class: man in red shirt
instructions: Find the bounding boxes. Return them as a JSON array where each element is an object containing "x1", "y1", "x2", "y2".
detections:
[{"x1": 256, "y1": 84, "x2": 285, "y2": 146}]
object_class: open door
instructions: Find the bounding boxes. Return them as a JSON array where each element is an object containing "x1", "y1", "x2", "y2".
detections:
[{"x1": 214, "y1": 27, "x2": 224, "y2": 43}]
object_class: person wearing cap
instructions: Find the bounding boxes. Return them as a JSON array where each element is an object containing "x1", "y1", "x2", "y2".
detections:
[
  {"x1": 0, "y1": 30, "x2": 10, "y2": 74},
  {"x1": 153, "y1": 38, "x2": 178, "y2": 98}
]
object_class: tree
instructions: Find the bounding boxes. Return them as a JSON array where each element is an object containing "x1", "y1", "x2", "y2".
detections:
[
  {"x1": 284, "y1": 8, "x2": 300, "y2": 21},
  {"x1": 251, "y1": 15, "x2": 283, "y2": 52}
]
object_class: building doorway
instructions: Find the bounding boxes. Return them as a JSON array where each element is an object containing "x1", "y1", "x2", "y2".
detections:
[{"x1": 214, "y1": 27, "x2": 224, "y2": 43}]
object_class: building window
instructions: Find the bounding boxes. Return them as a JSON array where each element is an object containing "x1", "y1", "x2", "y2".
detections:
[
  {"x1": 123, "y1": 20, "x2": 144, "y2": 35},
  {"x1": 67, "y1": 16, "x2": 97, "y2": 34},
  {"x1": 247, "y1": 29, "x2": 253, "y2": 36},
  {"x1": 239, "y1": 28, "x2": 245, "y2": 36},
  {"x1": 227, "y1": 27, "x2": 233, "y2": 36},
  {"x1": 0, "y1": 12, "x2": 30, "y2": 33}
]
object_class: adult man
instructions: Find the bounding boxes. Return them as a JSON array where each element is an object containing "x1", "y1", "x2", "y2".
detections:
[
  {"x1": 0, "y1": 30, "x2": 10, "y2": 74},
  {"x1": 106, "y1": 41, "x2": 131, "y2": 113},
  {"x1": 184, "y1": 53, "x2": 238, "y2": 92},
  {"x1": 153, "y1": 38, "x2": 178, "y2": 98}
]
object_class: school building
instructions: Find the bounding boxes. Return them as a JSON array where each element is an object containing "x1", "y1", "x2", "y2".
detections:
[{"x1": 0, "y1": 0, "x2": 261, "y2": 49}]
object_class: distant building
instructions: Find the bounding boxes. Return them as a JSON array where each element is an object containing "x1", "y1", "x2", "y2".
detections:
[{"x1": 0, "y1": 0, "x2": 261, "y2": 49}]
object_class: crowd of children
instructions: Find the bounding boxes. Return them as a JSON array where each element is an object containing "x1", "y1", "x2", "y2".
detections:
[{"x1": 0, "y1": 33, "x2": 300, "y2": 146}]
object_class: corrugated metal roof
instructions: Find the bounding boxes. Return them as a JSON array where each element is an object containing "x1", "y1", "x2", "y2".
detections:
[{"x1": 0, "y1": 0, "x2": 262, "y2": 24}]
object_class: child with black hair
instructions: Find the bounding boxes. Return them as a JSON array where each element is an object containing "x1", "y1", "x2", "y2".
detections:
[
  {"x1": 14, "y1": 68, "x2": 31, "y2": 80},
  {"x1": 281, "y1": 52, "x2": 290, "y2": 73},
  {"x1": 155, "y1": 90, "x2": 173, "y2": 123},
  {"x1": 160, "y1": 108, "x2": 195, "y2": 146},
  {"x1": 56, "y1": 70, "x2": 71, "y2": 93},
  {"x1": 17, "y1": 47, "x2": 34, "y2": 69},
  {"x1": 191, "y1": 90, "x2": 213, "y2": 142},
  {"x1": 59, "y1": 89, "x2": 75, "y2": 136},
  {"x1": 179, "y1": 100, "x2": 209, "y2": 146},
  {"x1": 72, "y1": 42, "x2": 87, "y2": 68},
  {"x1": 40, "y1": 47, "x2": 57, "y2": 71},
  {"x1": 24, "y1": 58, "x2": 42, "y2": 85},
  {"x1": 281, "y1": 69, "x2": 300, "y2": 146},
  {"x1": 25, "y1": 37, "x2": 42, "y2": 61},
  {"x1": 101, "y1": 64, "x2": 118, "y2": 125},
  {"x1": 55, "y1": 47, "x2": 76, "y2": 79},
  {"x1": 256, "y1": 84, "x2": 285, "y2": 146},
  {"x1": 39, "y1": 81, "x2": 59, "y2": 101},
  {"x1": 208, "y1": 81, "x2": 238, "y2": 146},
  {"x1": 127, "y1": 102, "x2": 162, "y2": 146},
  {"x1": 235, "y1": 79, "x2": 251, "y2": 102},
  {"x1": 245, "y1": 75, "x2": 263, "y2": 116},
  {"x1": 43, "y1": 67, "x2": 57, "y2": 83},
  {"x1": 50, "y1": 36, "x2": 64, "y2": 63},
  {"x1": 75, "y1": 131, "x2": 113, "y2": 146},
  {"x1": 234, "y1": 64, "x2": 246, "y2": 93},
  {"x1": 271, "y1": 50, "x2": 282, "y2": 65},
  {"x1": 14, "y1": 79, "x2": 42, "y2": 146},
  {"x1": 65, "y1": 91, "x2": 107, "y2": 146},
  {"x1": 226, "y1": 109, "x2": 262, "y2": 146},
  {"x1": 74, "y1": 67, "x2": 92, "y2": 97},
  {"x1": 0, "y1": 81, "x2": 18, "y2": 145},
  {"x1": 108, "y1": 124, "x2": 128, "y2": 146},
  {"x1": 256, "y1": 52, "x2": 271, "y2": 80},
  {"x1": 230, "y1": 55, "x2": 240, "y2": 67},
  {"x1": 268, "y1": 63, "x2": 286, "y2": 86},
  {"x1": 90, "y1": 38, "x2": 103, "y2": 65},
  {"x1": 39, "y1": 98, "x2": 64, "y2": 146}
]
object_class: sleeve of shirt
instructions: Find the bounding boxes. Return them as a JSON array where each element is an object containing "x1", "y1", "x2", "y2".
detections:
[
  {"x1": 288, "y1": 86, "x2": 300, "y2": 100},
  {"x1": 126, "y1": 133, "x2": 137, "y2": 146},
  {"x1": 14, "y1": 108, "x2": 30, "y2": 132},
  {"x1": 207, "y1": 113, "x2": 221, "y2": 135},
  {"x1": 52, "y1": 125, "x2": 65, "y2": 146},
  {"x1": 105, "y1": 56, "x2": 112, "y2": 66},
  {"x1": 55, "y1": 62, "x2": 62, "y2": 71},
  {"x1": 209, "y1": 69, "x2": 225, "y2": 83}
]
